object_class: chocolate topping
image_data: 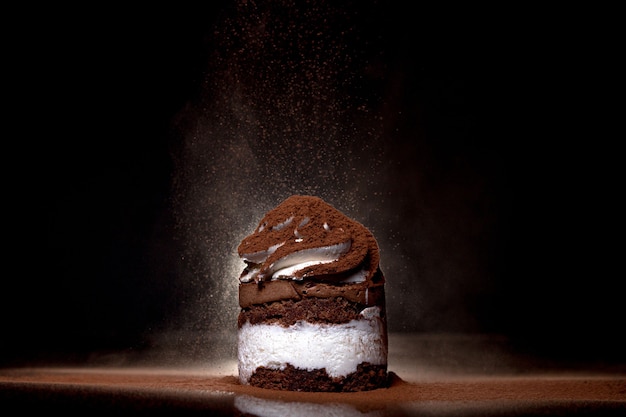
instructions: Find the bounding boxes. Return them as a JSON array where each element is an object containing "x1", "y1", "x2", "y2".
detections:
[{"x1": 238, "y1": 195, "x2": 380, "y2": 283}]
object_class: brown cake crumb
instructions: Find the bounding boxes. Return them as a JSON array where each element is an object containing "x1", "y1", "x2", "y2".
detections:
[
  {"x1": 238, "y1": 297, "x2": 375, "y2": 327},
  {"x1": 249, "y1": 363, "x2": 389, "y2": 392}
]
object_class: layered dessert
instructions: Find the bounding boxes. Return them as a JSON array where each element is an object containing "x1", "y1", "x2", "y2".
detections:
[{"x1": 237, "y1": 195, "x2": 387, "y2": 392}]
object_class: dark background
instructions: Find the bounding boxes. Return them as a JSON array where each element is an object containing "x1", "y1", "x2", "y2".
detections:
[{"x1": 4, "y1": 2, "x2": 623, "y2": 367}]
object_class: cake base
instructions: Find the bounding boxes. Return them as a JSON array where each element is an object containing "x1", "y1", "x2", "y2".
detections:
[{"x1": 248, "y1": 363, "x2": 388, "y2": 392}]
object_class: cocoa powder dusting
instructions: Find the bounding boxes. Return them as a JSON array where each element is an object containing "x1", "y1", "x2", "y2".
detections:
[
  {"x1": 1, "y1": 368, "x2": 624, "y2": 408},
  {"x1": 238, "y1": 195, "x2": 380, "y2": 282}
]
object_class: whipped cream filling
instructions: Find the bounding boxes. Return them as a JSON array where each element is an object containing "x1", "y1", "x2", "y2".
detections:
[
  {"x1": 271, "y1": 259, "x2": 336, "y2": 279},
  {"x1": 238, "y1": 307, "x2": 387, "y2": 383},
  {"x1": 270, "y1": 241, "x2": 350, "y2": 279},
  {"x1": 339, "y1": 266, "x2": 368, "y2": 283},
  {"x1": 239, "y1": 241, "x2": 354, "y2": 282},
  {"x1": 241, "y1": 242, "x2": 284, "y2": 264}
]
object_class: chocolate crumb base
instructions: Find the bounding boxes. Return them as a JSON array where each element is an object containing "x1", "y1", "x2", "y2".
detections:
[
  {"x1": 238, "y1": 296, "x2": 385, "y2": 328},
  {"x1": 248, "y1": 363, "x2": 388, "y2": 392}
]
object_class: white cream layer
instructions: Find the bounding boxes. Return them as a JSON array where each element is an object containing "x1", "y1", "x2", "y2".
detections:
[
  {"x1": 240, "y1": 241, "x2": 353, "y2": 283},
  {"x1": 237, "y1": 307, "x2": 387, "y2": 384}
]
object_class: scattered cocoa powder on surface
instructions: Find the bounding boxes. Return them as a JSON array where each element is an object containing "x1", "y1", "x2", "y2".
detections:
[{"x1": 1, "y1": 368, "x2": 624, "y2": 405}]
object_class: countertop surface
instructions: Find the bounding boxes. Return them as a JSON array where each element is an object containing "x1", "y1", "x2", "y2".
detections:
[
  {"x1": 2, "y1": 334, "x2": 625, "y2": 415},
  {"x1": 1, "y1": 367, "x2": 625, "y2": 416}
]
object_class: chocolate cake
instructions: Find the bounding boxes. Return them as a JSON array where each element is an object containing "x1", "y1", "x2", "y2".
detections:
[{"x1": 237, "y1": 195, "x2": 388, "y2": 392}]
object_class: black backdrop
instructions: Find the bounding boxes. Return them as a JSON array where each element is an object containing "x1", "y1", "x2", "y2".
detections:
[{"x1": 4, "y1": 2, "x2": 623, "y2": 367}]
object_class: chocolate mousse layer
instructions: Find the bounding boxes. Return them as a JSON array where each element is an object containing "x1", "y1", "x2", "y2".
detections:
[{"x1": 239, "y1": 268, "x2": 385, "y2": 308}]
